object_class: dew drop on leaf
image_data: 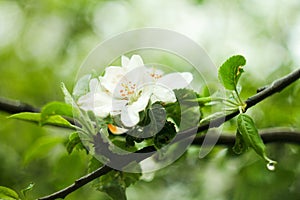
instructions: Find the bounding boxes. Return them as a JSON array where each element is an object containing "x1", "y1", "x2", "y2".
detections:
[{"x1": 266, "y1": 161, "x2": 276, "y2": 171}]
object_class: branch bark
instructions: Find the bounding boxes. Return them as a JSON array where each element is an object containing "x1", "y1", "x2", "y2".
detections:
[
  {"x1": 1, "y1": 68, "x2": 299, "y2": 200},
  {"x1": 192, "y1": 129, "x2": 300, "y2": 146},
  {"x1": 0, "y1": 97, "x2": 40, "y2": 113}
]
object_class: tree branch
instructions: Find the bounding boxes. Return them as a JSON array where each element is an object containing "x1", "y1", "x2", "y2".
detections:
[
  {"x1": 0, "y1": 97, "x2": 40, "y2": 114},
  {"x1": 1, "y1": 68, "x2": 299, "y2": 200},
  {"x1": 38, "y1": 165, "x2": 112, "y2": 200},
  {"x1": 192, "y1": 129, "x2": 300, "y2": 146}
]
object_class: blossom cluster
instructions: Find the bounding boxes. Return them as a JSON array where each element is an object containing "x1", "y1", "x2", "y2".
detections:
[{"x1": 77, "y1": 55, "x2": 193, "y2": 134}]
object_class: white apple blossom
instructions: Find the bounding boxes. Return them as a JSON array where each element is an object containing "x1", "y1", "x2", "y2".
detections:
[{"x1": 77, "y1": 55, "x2": 193, "y2": 133}]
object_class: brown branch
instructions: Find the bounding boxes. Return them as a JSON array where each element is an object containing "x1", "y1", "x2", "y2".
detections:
[
  {"x1": 0, "y1": 97, "x2": 40, "y2": 114},
  {"x1": 192, "y1": 129, "x2": 300, "y2": 146},
  {"x1": 38, "y1": 165, "x2": 112, "y2": 200}
]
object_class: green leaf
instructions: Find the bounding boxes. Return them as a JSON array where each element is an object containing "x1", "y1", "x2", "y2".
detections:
[
  {"x1": 218, "y1": 55, "x2": 246, "y2": 90},
  {"x1": 122, "y1": 170, "x2": 141, "y2": 188},
  {"x1": 154, "y1": 121, "x2": 177, "y2": 149},
  {"x1": 61, "y1": 82, "x2": 74, "y2": 105},
  {"x1": 8, "y1": 112, "x2": 40, "y2": 122},
  {"x1": 237, "y1": 114, "x2": 276, "y2": 163},
  {"x1": 73, "y1": 74, "x2": 91, "y2": 100},
  {"x1": 166, "y1": 88, "x2": 201, "y2": 130},
  {"x1": 41, "y1": 101, "x2": 73, "y2": 125},
  {"x1": 96, "y1": 170, "x2": 141, "y2": 200},
  {"x1": 8, "y1": 112, "x2": 74, "y2": 129},
  {"x1": 88, "y1": 157, "x2": 103, "y2": 173},
  {"x1": 66, "y1": 132, "x2": 86, "y2": 154},
  {"x1": 110, "y1": 137, "x2": 138, "y2": 153},
  {"x1": 140, "y1": 104, "x2": 166, "y2": 137},
  {"x1": 232, "y1": 130, "x2": 248, "y2": 154},
  {"x1": 61, "y1": 82, "x2": 84, "y2": 118},
  {"x1": 43, "y1": 115, "x2": 74, "y2": 128},
  {"x1": 0, "y1": 186, "x2": 20, "y2": 200}
]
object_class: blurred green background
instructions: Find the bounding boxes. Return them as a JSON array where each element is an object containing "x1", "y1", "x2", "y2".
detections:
[{"x1": 1, "y1": 0, "x2": 300, "y2": 199}]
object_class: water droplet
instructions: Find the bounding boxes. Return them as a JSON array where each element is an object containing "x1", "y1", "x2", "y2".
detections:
[{"x1": 267, "y1": 161, "x2": 276, "y2": 171}]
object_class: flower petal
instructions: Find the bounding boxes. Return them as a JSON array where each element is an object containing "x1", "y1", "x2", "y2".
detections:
[
  {"x1": 157, "y1": 72, "x2": 193, "y2": 90},
  {"x1": 151, "y1": 85, "x2": 176, "y2": 103},
  {"x1": 100, "y1": 66, "x2": 125, "y2": 94},
  {"x1": 111, "y1": 99, "x2": 127, "y2": 116},
  {"x1": 124, "y1": 55, "x2": 144, "y2": 71},
  {"x1": 121, "y1": 106, "x2": 140, "y2": 127},
  {"x1": 121, "y1": 90, "x2": 151, "y2": 127},
  {"x1": 89, "y1": 78, "x2": 101, "y2": 93},
  {"x1": 78, "y1": 92, "x2": 112, "y2": 118},
  {"x1": 121, "y1": 55, "x2": 130, "y2": 67}
]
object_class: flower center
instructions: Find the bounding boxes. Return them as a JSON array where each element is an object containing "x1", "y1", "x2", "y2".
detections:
[
  {"x1": 119, "y1": 80, "x2": 137, "y2": 99},
  {"x1": 148, "y1": 68, "x2": 163, "y2": 79}
]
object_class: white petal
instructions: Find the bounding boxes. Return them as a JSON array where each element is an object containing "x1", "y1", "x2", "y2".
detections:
[
  {"x1": 100, "y1": 66, "x2": 125, "y2": 94},
  {"x1": 131, "y1": 90, "x2": 151, "y2": 112},
  {"x1": 77, "y1": 92, "x2": 94, "y2": 110},
  {"x1": 112, "y1": 66, "x2": 148, "y2": 99},
  {"x1": 89, "y1": 78, "x2": 100, "y2": 93},
  {"x1": 124, "y1": 55, "x2": 144, "y2": 71},
  {"x1": 120, "y1": 90, "x2": 151, "y2": 127},
  {"x1": 77, "y1": 92, "x2": 112, "y2": 118},
  {"x1": 121, "y1": 55, "x2": 130, "y2": 67},
  {"x1": 111, "y1": 99, "x2": 127, "y2": 116},
  {"x1": 151, "y1": 85, "x2": 176, "y2": 103},
  {"x1": 121, "y1": 106, "x2": 140, "y2": 127},
  {"x1": 158, "y1": 72, "x2": 193, "y2": 90}
]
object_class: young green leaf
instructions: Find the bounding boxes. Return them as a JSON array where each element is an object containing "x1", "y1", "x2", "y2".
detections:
[
  {"x1": 166, "y1": 88, "x2": 201, "y2": 130},
  {"x1": 154, "y1": 121, "x2": 177, "y2": 149},
  {"x1": 218, "y1": 55, "x2": 246, "y2": 90},
  {"x1": 237, "y1": 114, "x2": 276, "y2": 164},
  {"x1": 232, "y1": 130, "x2": 248, "y2": 154},
  {"x1": 66, "y1": 132, "x2": 86, "y2": 154},
  {"x1": 88, "y1": 157, "x2": 103, "y2": 173},
  {"x1": 0, "y1": 186, "x2": 20, "y2": 200},
  {"x1": 72, "y1": 74, "x2": 91, "y2": 100},
  {"x1": 96, "y1": 170, "x2": 141, "y2": 200},
  {"x1": 61, "y1": 83, "x2": 74, "y2": 106},
  {"x1": 8, "y1": 112, "x2": 40, "y2": 122},
  {"x1": 41, "y1": 101, "x2": 73, "y2": 125},
  {"x1": 8, "y1": 112, "x2": 74, "y2": 129}
]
